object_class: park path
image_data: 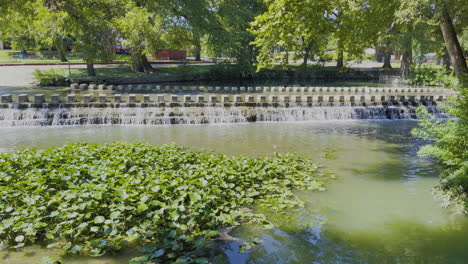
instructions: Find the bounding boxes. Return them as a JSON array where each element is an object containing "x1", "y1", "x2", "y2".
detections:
[{"x1": 0, "y1": 64, "x2": 119, "y2": 88}]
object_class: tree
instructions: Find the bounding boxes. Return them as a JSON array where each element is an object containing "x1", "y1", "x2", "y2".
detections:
[
  {"x1": 207, "y1": 0, "x2": 265, "y2": 76},
  {"x1": 115, "y1": 2, "x2": 165, "y2": 73},
  {"x1": 0, "y1": 1, "x2": 37, "y2": 53},
  {"x1": 60, "y1": 0, "x2": 120, "y2": 76},
  {"x1": 398, "y1": 0, "x2": 468, "y2": 82},
  {"x1": 437, "y1": 1, "x2": 467, "y2": 79},
  {"x1": 250, "y1": 0, "x2": 332, "y2": 70},
  {"x1": 329, "y1": 0, "x2": 380, "y2": 68},
  {"x1": 159, "y1": 0, "x2": 216, "y2": 61},
  {"x1": 32, "y1": 2, "x2": 71, "y2": 62},
  {"x1": 1, "y1": 0, "x2": 120, "y2": 76},
  {"x1": 250, "y1": 0, "x2": 404, "y2": 70}
]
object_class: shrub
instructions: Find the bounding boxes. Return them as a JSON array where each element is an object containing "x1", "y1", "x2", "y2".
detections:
[
  {"x1": 0, "y1": 143, "x2": 330, "y2": 263},
  {"x1": 207, "y1": 62, "x2": 239, "y2": 79},
  {"x1": 33, "y1": 69, "x2": 68, "y2": 86},
  {"x1": 408, "y1": 65, "x2": 459, "y2": 87},
  {"x1": 412, "y1": 83, "x2": 468, "y2": 213}
]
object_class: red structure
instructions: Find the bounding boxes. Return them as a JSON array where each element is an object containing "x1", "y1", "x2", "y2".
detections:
[{"x1": 156, "y1": 50, "x2": 187, "y2": 60}]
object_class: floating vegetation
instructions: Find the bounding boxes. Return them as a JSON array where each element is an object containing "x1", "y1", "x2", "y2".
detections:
[
  {"x1": 0, "y1": 143, "x2": 329, "y2": 263},
  {"x1": 321, "y1": 148, "x2": 338, "y2": 160}
]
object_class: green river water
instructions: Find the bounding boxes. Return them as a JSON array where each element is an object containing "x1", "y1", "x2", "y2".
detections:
[{"x1": 0, "y1": 121, "x2": 467, "y2": 263}]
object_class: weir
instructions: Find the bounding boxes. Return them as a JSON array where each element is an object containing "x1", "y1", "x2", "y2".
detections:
[
  {"x1": 0, "y1": 102, "x2": 448, "y2": 127},
  {"x1": 0, "y1": 86, "x2": 455, "y2": 127}
]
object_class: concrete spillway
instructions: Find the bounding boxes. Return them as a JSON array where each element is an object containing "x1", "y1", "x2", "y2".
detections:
[
  {"x1": 0, "y1": 102, "x2": 447, "y2": 127},
  {"x1": 0, "y1": 86, "x2": 454, "y2": 127}
]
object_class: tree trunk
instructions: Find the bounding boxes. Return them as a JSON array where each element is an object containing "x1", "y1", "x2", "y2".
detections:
[
  {"x1": 442, "y1": 47, "x2": 451, "y2": 71},
  {"x1": 336, "y1": 50, "x2": 344, "y2": 68},
  {"x1": 56, "y1": 38, "x2": 67, "y2": 62},
  {"x1": 194, "y1": 33, "x2": 201, "y2": 61},
  {"x1": 87, "y1": 63, "x2": 96, "y2": 76},
  {"x1": 302, "y1": 48, "x2": 310, "y2": 67},
  {"x1": 438, "y1": 4, "x2": 468, "y2": 78},
  {"x1": 194, "y1": 46, "x2": 201, "y2": 61},
  {"x1": 195, "y1": 45, "x2": 201, "y2": 61},
  {"x1": 382, "y1": 49, "x2": 392, "y2": 69},
  {"x1": 141, "y1": 55, "x2": 154, "y2": 73},
  {"x1": 375, "y1": 47, "x2": 383, "y2": 62},
  {"x1": 400, "y1": 38, "x2": 412, "y2": 76},
  {"x1": 131, "y1": 53, "x2": 144, "y2": 73},
  {"x1": 58, "y1": 49, "x2": 67, "y2": 62},
  {"x1": 131, "y1": 53, "x2": 155, "y2": 73},
  {"x1": 400, "y1": 49, "x2": 412, "y2": 76}
]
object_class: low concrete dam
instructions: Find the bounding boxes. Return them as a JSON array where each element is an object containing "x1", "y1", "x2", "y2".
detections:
[{"x1": 0, "y1": 86, "x2": 455, "y2": 126}]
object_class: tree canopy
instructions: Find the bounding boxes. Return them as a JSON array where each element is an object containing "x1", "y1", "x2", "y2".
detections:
[{"x1": 0, "y1": 0, "x2": 466, "y2": 80}]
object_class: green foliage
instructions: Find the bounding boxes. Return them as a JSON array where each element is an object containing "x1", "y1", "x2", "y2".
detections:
[
  {"x1": 0, "y1": 143, "x2": 329, "y2": 262},
  {"x1": 250, "y1": 0, "x2": 331, "y2": 70},
  {"x1": 115, "y1": 3, "x2": 164, "y2": 62},
  {"x1": 32, "y1": 69, "x2": 68, "y2": 86},
  {"x1": 412, "y1": 85, "x2": 468, "y2": 213},
  {"x1": 207, "y1": 62, "x2": 242, "y2": 79},
  {"x1": 321, "y1": 149, "x2": 337, "y2": 160},
  {"x1": 206, "y1": 0, "x2": 264, "y2": 76},
  {"x1": 408, "y1": 65, "x2": 459, "y2": 87},
  {"x1": 39, "y1": 257, "x2": 63, "y2": 264},
  {"x1": 250, "y1": 0, "x2": 389, "y2": 70}
]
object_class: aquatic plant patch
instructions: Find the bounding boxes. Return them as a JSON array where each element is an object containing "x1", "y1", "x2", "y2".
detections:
[{"x1": 0, "y1": 143, "x2": 328, "y2": 263}]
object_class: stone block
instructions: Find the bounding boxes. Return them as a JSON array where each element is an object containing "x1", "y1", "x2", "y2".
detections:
[
  {"x1": 18, "y1": 94, "x2": 29, "y2": 104},
  {"x1": 79, "y1": 83, "x2": 88, "y2": 90},
  {"x1": 34, "y1": 94, "x2": 45, "y2": 104},
  {"x1": 51, "y1": 94, "x2": 60, "y2": 104},
  {"x1": 129, "y1": 94, "x2": 137, "y2": 104},
  {"x1": 67, "y1": 94, "x2": 76, "y2": 103},
  {"x1": 70, "y1": 83, "x2": 79, "y2": 90},
  {"x1": 82, "y1": 94, "x2": 92, "y2": 104},
  {"x1": 99, "y1": 94, "x2": 107, "y2": 103},
  {"x1": 1, "y1": 94, "x2": 12, "y2": 103},
  {"x1": 114, "y1": 94, "x2": 122, "y2": 103}
]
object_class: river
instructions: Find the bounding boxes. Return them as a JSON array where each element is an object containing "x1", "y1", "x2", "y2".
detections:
[{"x1": 1, "y1": 121, "x2": 467, "y2": 263}]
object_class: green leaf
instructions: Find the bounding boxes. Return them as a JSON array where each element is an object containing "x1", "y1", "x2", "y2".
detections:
[
  {"x1": 195, "y1": 257, "x2": 209, "y2": 264},
  {"x1": 151, "y1": 248, "x2": 165, "y2": 258},
  {"x1": 94, "y1": 216, "x2": 105, "y2": 224},
  {"x1": 189, "y1": 192, "x2": 201, "y2": 202},
  {"x1": 15, "y1": 235, "x2": 25, "y2": 243},
  {"x1": 204, "y1": 230, "x2": 218, "y2": 237},
  {"x1": 71, "y1": 245, "x2": 83, "y2": 254},
  {"x1": 137, "y1": 203, "x2": 149, "y2": 212}
]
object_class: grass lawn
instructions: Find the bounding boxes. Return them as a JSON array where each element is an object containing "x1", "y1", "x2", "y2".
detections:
[
  {"x1": 68, "y1": 64, "x2": 217, "y2": 78},
  {"x1": 0, "y1": 50, "x2": 89, "y2": 64},
  {"x1": 68, "y1": 63, "x2": 341, "y2": 79}
]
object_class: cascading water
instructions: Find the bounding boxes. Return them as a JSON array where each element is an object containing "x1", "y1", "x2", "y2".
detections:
[{"x1": 0, "y1": 102, "x2": 447, "y2": 127}]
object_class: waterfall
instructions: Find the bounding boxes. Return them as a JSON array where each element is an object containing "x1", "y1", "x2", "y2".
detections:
[{"x1": 0, "y1": 103, "x2": 447, "y2": 127}]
